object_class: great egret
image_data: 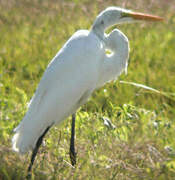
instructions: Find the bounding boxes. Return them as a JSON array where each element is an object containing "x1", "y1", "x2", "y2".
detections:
[{"x1": 12, "y1": 7, "x2": 163, "y2": 174}]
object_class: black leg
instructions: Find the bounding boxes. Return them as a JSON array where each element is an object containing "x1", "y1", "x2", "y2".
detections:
[
  {"x1": 69, "y1": 113, "x2": 76, "y2": 166},
  {"x1": 26, "y1": 126, "x2": 51, "y2": 179}
]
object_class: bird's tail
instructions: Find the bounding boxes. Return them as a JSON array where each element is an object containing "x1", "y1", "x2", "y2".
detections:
[
  {"x1": 12, "y1": 118, "x2": 45, "y2": 154},
  {"x1": 12, "y1": 123, "x2": 34, "y2": 154},
  {"x1": 12, "y1": 117, "x2": 52, "y2": 154}
]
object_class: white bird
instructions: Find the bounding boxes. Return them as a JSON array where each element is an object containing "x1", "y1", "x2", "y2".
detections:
[{"x1": 12, "y1": 7, "x2": 163, "y2": 174}]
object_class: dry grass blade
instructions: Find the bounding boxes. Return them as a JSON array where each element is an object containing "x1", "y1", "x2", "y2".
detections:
[{"x1": 120, "y1": 81, "x2": 175, "y2": 102}]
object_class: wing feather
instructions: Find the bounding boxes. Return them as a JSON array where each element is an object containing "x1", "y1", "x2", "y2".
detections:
[{"x1": 12, "y1": 30, "x2": 103, "y2": 154}]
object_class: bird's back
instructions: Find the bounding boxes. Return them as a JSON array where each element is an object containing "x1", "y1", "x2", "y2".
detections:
[{"x1": 12, "y1": 30, "x2": 104, "y2": 154}]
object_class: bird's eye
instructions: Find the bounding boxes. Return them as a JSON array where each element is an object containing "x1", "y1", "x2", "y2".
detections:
[{"x1": 101, "y1": 20, "x2": 104, "y2": 25}]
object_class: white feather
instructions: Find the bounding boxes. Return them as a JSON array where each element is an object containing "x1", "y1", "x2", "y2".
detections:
[
  {"x1": 12, "y1": 7, "x2": 131, "y2": 154},
  {"x1": 12, "y1": 30, "x2": 104, "y2": 154}
]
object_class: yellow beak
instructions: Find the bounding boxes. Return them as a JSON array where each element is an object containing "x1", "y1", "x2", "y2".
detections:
[{"x1": 122, "y1": 11, "x2": 164, "y2": 21}]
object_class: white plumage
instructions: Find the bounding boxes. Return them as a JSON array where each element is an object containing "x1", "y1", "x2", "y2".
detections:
[
  {"x1": 12, "y1": 7, "x2": 162, "y2": 155},
  {"x1": 12, "y1": 30, "x2": 105, "y2": 154}
]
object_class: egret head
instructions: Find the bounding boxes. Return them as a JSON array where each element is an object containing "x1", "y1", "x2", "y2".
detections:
[{"x1": 92, "y1": 7, "x2": 163, "y2": 39}]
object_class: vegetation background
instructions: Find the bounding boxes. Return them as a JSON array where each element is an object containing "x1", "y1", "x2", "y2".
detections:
[{"x1": 0, "y1": 0, "x2": 175, "y2": 179}]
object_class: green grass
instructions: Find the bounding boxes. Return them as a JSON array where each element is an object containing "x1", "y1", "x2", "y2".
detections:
[{"x1": 0, "y1": 0, "x2": 175, "y2": 179}]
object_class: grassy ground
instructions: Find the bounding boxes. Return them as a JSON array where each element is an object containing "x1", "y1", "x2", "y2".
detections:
[{"x1": 0, "y1": 0, "x2": 175, "y2": 179}]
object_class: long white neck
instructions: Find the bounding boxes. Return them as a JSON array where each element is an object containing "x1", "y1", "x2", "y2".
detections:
[
  {"x1": 97, "y1": 29, "x2": 129, "y2": 87},
  {"x1": 91, "y1": 24, "x2": 105, "y2": 42},
  {"x1": 91, "y1": 7, "x2": 132, "y2": 42}
]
